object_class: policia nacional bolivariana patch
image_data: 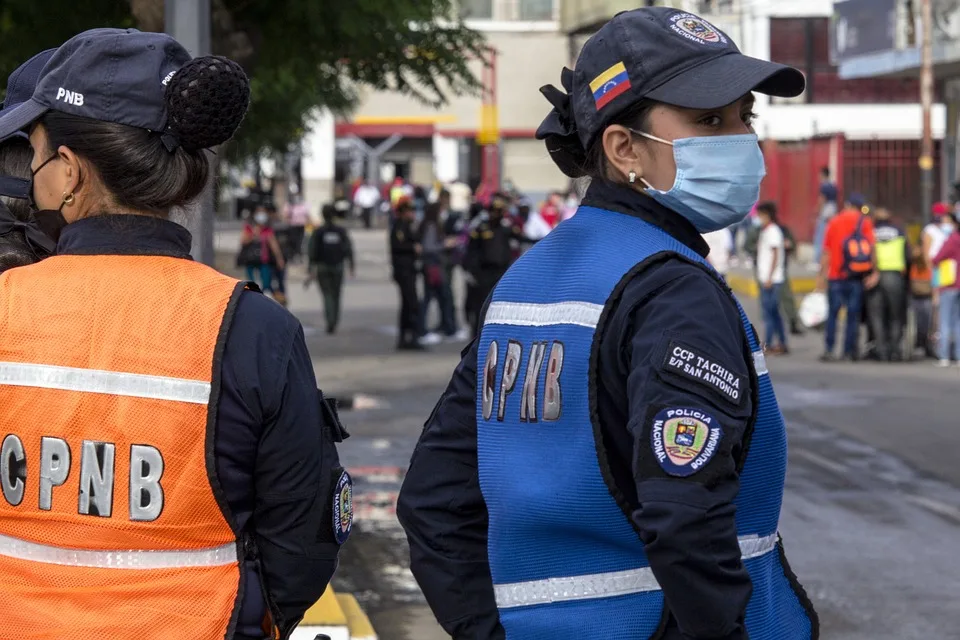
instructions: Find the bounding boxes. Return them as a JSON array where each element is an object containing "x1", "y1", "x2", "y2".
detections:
[
  {"x1": 332, "y1": 469, "x2": 353, "y2": 545},
  {"x1": 650, "y1": 407, "x2": 724, "y2": 477}
]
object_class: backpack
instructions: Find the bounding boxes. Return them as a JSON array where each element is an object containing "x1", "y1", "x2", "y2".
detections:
[{"x1": 841, "y1": 215, "x2": 873, "y2": 278}]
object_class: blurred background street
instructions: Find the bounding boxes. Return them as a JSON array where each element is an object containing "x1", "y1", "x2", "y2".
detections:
[
  {"x1": 6, "y1": 0, "x2": 960, "y2": 636},
  {"x1": 215, "y1": 225, "x2": 960, "y2": 640}
]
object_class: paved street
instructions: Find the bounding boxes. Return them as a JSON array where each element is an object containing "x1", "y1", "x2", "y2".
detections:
[{"x1": 221, "y1": 226, "x2": 960, "y2": 640}]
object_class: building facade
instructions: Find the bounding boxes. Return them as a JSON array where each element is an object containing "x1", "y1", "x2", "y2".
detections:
[{"x1": 304, "y1": 0, "x2": 940, "y2": 233}]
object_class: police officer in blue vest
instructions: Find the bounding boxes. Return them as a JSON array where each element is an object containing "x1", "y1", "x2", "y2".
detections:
[{"x1": 397, "y1": 7, "x2": 818, "y2": 640}]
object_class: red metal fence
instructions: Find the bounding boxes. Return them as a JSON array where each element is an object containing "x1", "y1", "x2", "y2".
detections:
[{"x1": 760, "y1": 134, "x2": 943, "y2": 243}]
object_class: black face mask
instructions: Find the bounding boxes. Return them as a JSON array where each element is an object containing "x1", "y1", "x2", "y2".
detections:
[{"x1": 27, "y1": 154, "x2": 69, "y2": 244}]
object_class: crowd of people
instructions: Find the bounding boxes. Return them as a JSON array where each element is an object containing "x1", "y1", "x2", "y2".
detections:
[
  {"x1": 235, "y1": 176, "x2": 584, "y2": 348},
  {"x1": 713, "y1": 166, "x2": 959, "y2": 365},
  {"x1": 385, "y1": 184, "x2": 580, "y2": 349}
]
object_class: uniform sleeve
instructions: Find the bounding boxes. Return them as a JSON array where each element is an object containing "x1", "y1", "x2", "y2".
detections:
[
  {"x1": 613, "y1": 263, "x2": 754, "y2": 640},
  {"x1": 396, "y1": 339, "x2": 505, "y2": 640},
  {"x1": 308, "y1": 230, "x2": 323, "y2": 265},
  {"x1": 253, "y1": 325, "x2": 342, "y2": 634},
  {"x1": 464, "y1": 227, "x2": 483, "y2": 276}
]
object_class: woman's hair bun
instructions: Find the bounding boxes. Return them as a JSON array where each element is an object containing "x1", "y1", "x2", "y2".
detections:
[
  {"x1": 544, "y1": 133, "x2": 589, "y2": 179},
  {"x1": 165, "y1": 55, "x2": 250, "y2": 151}
]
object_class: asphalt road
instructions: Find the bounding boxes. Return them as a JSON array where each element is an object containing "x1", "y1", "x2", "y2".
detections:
[{"x1": 221, "y1": 226, "x2": 960, "y2": 640}]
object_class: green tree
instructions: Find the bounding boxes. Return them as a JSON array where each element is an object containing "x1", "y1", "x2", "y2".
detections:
[{"x1": 0, "y1": 0, "x2": 486, "y2": 160}]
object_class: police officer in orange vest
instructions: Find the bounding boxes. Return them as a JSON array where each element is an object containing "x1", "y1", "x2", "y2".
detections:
[{"x1": 0, "y1": 29, "x2": 351, "y2": 640}]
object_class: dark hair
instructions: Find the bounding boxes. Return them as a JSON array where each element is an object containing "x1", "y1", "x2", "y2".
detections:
[
  {"x1": 321, "y1": 203, "x2": 338, "y2": 221},
  {"x1": 756, "y1": 201, "x2": 778, "y2": 220},
  {"x1": 0, "y1": 136, "x2": 32, "y2": 220},
  {"x1": 40, "y1": 56, "x2": 249, "y2": 215},
  {"x1": 396, "y1": 200, "x2": 414, "y2": 214},
  {"x1": 439, "y1": 189, "x2": 450, "y2": 200},
  {"x1": 546, "y1": 99, "x2": 656, "y2": 182},
  {"x1": 820, "y1": 166, "x2": 830, "y2": 178}
]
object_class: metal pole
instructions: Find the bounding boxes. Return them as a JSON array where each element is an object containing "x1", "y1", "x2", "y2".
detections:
[
  {"x1": 165, "y1": 0, "x2": 215, "y2": 266},
  {"x1": 920, "y1": 0, "x2": 935, "y2": 224}
]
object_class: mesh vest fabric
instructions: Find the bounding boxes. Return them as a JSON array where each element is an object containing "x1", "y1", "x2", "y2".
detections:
[
  {"x1": 476, "y1": 206, "x2": 815, "y2": 639},
  {"x1": 0, "y1": 254, "x2": 244, "y2": 639},
  {"x1": 875, "y1": 235, "x2": 906, "y2": 273}
]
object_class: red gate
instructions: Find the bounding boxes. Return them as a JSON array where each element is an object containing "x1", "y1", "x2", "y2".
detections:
[{"x1": 760, "y1": 134, "x2": 942, "y2": 243}]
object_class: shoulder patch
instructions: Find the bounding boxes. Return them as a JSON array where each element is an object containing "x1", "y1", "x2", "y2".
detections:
[
  {"x1": 650, "y1": 407, "x2": 723, "y2": 477},
  {"x1": 660, "y1": 339, "x2": 748, "y2": 408},
  {"x1": 332, "y1": 469, "x2": 353, "y2": 544}
]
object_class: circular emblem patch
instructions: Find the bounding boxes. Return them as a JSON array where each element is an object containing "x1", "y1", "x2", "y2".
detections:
[
  {"x1": 332, "y1": 469, "x2": 353, "y2": 544},
  {"x1": 668, "y1": 12, "x2": 727, "y2": 46},
  {"x1": 678, "y1": 17, "x2": 720, "y2": 42},
  {"x1": 650, "y1": 407, "x2": 724, "y2": 477}
]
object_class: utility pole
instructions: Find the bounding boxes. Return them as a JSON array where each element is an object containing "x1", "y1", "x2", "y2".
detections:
[
  {"x1": 920, "y1": 0, "x2": 935, "y2": 224},
  {"x1": 165, "y1": 0, "x2": 215, "y2": 266}
]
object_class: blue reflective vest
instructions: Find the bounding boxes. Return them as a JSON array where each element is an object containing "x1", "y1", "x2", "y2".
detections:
[{"x1": 476, "y1": 206, "x2": 814, "y2": 639}]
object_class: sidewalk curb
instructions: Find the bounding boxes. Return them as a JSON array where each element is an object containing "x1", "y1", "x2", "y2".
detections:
[
  {"x1": 337, "y1": 593, "x2": 379, "y2": 640},
  {"x1": 294, "y1": 586, "x2": 379, "y2": 640},
  {"x1": 725, "y1": 273, "x2": 818, "y2": 299}
]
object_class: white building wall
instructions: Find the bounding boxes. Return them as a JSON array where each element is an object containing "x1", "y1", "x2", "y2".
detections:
[{"x1": 721, "y1": 0, "x2": 945, "y2": 141}]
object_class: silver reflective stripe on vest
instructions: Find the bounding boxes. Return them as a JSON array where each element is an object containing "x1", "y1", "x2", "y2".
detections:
[
  {"x1": 753, "y1": 350, "x2": 768, "y2": 377},
  {"x1": 0, "y1": 532, "x2": 236, "y2": 569},
  {"x1": 484, "y1": 301, "x2": 604, "y2": 329},
  {"x1": 0, "y1": 362, "x2": 211, "y2": 405},
  {"x1": 494, "y1": 532, "x2": 778, "y2": 609}
]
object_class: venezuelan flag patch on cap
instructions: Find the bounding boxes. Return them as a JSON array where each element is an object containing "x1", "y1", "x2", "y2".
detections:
[{"x1": 590, "y1": 61, "x2": 631, "y2": 110}]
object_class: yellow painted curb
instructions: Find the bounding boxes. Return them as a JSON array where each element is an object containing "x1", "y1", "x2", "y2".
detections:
[
  {"x1": 725, "y1": 274, "x2": 818, "y2": 299},
  {"x1": 337, "y1": 593, "x2": 379, "y2": 640},
  {"x1": 302, "y1": 586, "x2": 348, "y2": 626}
]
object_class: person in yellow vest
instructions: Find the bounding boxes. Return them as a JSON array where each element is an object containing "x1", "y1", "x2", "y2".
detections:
[
  {"x1": 390, "y1": 176, "x2": 410, "y2": 208},
  {"x1": 866, "y1": 206, "x2": 910, "y2": 361},
  {"x1": 0, "y1": 30, "x2": 351, "y2": 640}
]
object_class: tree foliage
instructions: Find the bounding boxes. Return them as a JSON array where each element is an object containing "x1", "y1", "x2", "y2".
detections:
[{"x1": 0, "y1": 0, "x2": 486, "y2": 160}]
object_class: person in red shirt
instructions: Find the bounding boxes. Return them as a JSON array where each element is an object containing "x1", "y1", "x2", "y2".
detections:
[
  {"x1": 817, "y1": 193, "x2": 876, "y2": 361},
  {"x1": 539, "y1": 192, "x2": 561, "y2": 229}
]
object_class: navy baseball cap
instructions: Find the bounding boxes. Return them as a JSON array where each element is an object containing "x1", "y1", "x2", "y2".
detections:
[
  {"x1": 0, "y1": 48, "x2": 57, "y2": 142},
  {"x1": 539, "y1": 7, "x2": 805, "y2": 150},
  {"x1": 0, "y1": 28, "x2": 190, "y2": 141}
]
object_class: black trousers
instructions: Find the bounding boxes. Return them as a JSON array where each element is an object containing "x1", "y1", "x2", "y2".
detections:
[
  {"x1": 394, "y1": 267, "x2": 420, "y2": 344},
  {"x1": 866, "y1": 271, "x2": 906, "y2": 358},
  {"x1": 361, "y1": 207, "x2": 375, "y2": 229}
]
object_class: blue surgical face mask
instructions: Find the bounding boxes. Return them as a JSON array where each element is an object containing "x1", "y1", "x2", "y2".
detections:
[{"x1": 630, "y1": 130, "x2": 766, "y2": 233}]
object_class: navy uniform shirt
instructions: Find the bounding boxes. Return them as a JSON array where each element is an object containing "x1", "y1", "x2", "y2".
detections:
[
  {"x1": 391, "y1": 216, "x2": 420, "y2": 271},
  {"x1": 397, "y1": 180, "x2": 755, "y2": 640},
  {"x1": 56, "y1": 216, "x2": 342, "y2": 640}
]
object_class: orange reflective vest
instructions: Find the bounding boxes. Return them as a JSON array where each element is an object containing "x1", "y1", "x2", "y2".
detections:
[{"x1": 0, "y1": 254, "x2": 246, "y2": 639}]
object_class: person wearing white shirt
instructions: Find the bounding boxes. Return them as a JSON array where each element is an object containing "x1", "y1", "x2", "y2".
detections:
[
  {"x1": 702, "y1": 228, "x2": 733, "y2": 276},
  {"x1": 756, "y1": 202, "x2": 788, "y2": 354},
  {"x1": 447, "y1": 180, "x2": 472, "y2": 215},
  {"x1": 353, "y1": 179, "x2": 381, "y2": 229}
]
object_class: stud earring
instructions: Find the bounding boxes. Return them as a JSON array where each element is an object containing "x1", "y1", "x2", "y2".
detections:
[{"x1": 628, "y1": 170, "x2": 637, "y2": 184}]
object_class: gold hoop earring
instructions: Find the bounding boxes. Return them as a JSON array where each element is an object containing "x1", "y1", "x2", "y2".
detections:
[
  {"x1": 62, "y1": 192, "x2": 75, "y2": 206},
  {"x1": 628, "y1": 170, "x2": 637, "y2": 184}
]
